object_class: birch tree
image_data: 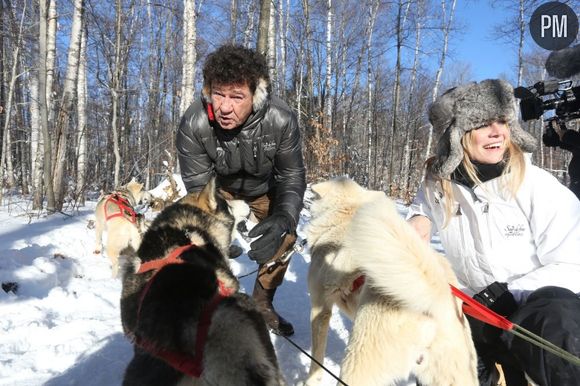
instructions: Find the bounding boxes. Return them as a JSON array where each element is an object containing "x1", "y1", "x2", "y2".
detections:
[
  {"x1": 0, "y1": 1, "x2": 27, "y2": 197},
  {"x1": 53, "y1": 0, "x2": 84, "y2": 209},
  {"x1": 424, "y1": 0, "x2": 456, "y2": 161},
  {"x1": 37, "y1": 0, "x2": 55, "y2": 211},
  {"x1": 324, "y1": 0, "x2": 332, "y2": 129},
  {"x1": 256, "y1": 0, "x2": 271, "y2": 55},
  {"x1": 46, "y1": 0, "x2": 57, "y2": 125},
  {"x1": 180, "y1": 0, "x2": 197, "y2": 116},
  {"x1": 75, "y1": 25, "x2": 88, "y2": 205},
  {"x1": 365, "y1": 0, "x2": 379, "y2": 183}
]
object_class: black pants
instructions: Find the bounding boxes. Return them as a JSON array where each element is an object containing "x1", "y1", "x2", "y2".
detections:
[{"x1": 469, "y1": 286, "x2": 580, "y2": 386}]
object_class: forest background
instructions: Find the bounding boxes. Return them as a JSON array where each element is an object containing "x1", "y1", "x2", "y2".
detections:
[{"x1": 1, "y1": 0, "x2": 579, "y2": 212}]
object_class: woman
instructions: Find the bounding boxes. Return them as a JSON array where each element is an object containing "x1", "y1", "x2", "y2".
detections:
[{"x1": 408, "y1": 79, "x2": 580, "y2": 386}]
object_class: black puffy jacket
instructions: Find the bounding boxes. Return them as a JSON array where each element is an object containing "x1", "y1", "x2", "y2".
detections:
[{"x1": 176, "y1": 95, "x2": 306, "y2": 227}]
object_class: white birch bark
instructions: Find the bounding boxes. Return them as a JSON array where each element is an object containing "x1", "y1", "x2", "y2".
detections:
[
  {"x1": 0, "y1": 2, "x2": 26, "y2": 194},
  {"x1": 243, "y1": 0, "x2": 257, "y2": 48},
  {"x1": 180, "y1": 0, "x2": 197, "y2": 116},
  {"x1": 401, "y1": 1, "x2": 424, "y2": 193},
  {"x1": 53, "y1": 0, "x2": 84, "y2": 209},
  {"x1": 256, "y1": 0, "x2": 270, "y2": 55},
  {"x1": 424, "y1": 0, "x2": 456, "y2": 160},
  {"x1": 30, "y1": 72, "x2": 43, "y2": 208},
  {"x1": 75, "y1": 25, "x2": 88, "y2": 205},
  {"x1": 111, "y1": 0, "x2": 122, "y2": 188},
  {"x1": 517, "y1": 0, "x2": 524, "y2": 86},
  {"x1": 38, "y1": 0, "x2": 55, "y2": 211},
  {"x1": 324, "y1": 0, "x2": 332, "y2": 128},
  {"x1": 230, "y1": 0, "x2": 237, "y2": 43},
  {"x1": 46, "y1": 0, "x2": 57, "y2": 124},
  {"x1": 267, "y1": 0, "x2": 276, "y2": 91},
  {"x1": 366, "y1": 0, "x2": 379, "y2": 182}
]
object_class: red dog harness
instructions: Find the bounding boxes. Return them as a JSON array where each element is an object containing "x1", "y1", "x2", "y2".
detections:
[
  {"x1": 104, "y1": 194, "x2": 137, "y2": 224},
  {"x1": 132, "y1": 244, "x2": 234, "y2": 378},
  {"x1": 351, "y1": 275, "x2": 365, "y2": 292}
]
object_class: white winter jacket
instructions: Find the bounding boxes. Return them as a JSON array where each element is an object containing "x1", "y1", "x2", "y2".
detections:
[{"x1": 408, "y1": 158, "x2": 580, "y2": 303}]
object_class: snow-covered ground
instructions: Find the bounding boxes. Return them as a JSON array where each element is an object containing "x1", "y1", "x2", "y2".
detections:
[{"x1": 0, "y1": 184, "x2": 424, "y2": 386}]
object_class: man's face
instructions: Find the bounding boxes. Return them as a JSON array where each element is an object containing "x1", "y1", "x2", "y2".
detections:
[{"x1": 210, "y1": 83, "x2": 253, "y2": 130}]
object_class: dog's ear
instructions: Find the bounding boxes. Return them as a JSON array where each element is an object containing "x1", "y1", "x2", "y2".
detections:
[
  {"x1": 197, "y1": 177, "x2": 218, "y2": 213},
  {"x1": 311, "y1": 180, "x2": 333, "y2": 199}
]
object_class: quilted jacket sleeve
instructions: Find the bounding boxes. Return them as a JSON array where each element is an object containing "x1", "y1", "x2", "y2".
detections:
[
  {"x1": 271, "y1": 110, "x2": 306, "y2": 229},
  {"x1": 176, "y1": 103, "x2": 214, "y2": 193}
]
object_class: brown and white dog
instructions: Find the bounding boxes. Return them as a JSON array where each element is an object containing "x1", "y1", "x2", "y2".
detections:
[
  {"x1": 305, "y1": 177, "x2": 477, "y2": 386},
  {"x1": 93, "y1": 179, "x2": 152, "y2": 278}
]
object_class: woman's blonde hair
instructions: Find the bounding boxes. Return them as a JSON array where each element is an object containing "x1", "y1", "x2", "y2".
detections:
[{"x1": 429, "y1": 124, "x2": 526, "y2": 227}]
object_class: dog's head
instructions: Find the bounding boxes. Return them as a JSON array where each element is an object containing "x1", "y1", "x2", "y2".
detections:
[
  {"x1": 176, "y1": 178, "x2": 238, "y2": 254},
  {"x1": 123, "y1": 178, "x2": 154, "y2": 212},
  {"x1": 310, "y1": 177, "x2": 385, "y2": 218}
]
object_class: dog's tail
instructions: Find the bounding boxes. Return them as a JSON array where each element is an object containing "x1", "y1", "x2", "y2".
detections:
[{"x1": 348, "y1": 194, "x2": 457, "y2": 317}]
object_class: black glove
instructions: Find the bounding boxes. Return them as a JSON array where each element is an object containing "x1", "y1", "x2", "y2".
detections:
[
  {"x1": 470, "y1": 282, "x2": 518, "y2": 346},
  {"x1": 247, "y1": 213, "x2": 293, "y2": 264},
  {"x1": 542, "y1": 127, "x2": 561, "y2": 147}
]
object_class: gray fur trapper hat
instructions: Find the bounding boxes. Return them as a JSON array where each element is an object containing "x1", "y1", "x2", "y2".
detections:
[{"x1": 429, "y1": 79, "x2": 537, "y2": 178}]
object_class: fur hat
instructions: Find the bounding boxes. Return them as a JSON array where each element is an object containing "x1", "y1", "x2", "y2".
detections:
[{"x1": 429, "y1": 79, "x2": 537, "y2": 178}]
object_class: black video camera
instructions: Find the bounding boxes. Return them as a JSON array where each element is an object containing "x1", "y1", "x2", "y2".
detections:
[{"x1": 514, "y1": 80, "x2": 580, "y2": 123}]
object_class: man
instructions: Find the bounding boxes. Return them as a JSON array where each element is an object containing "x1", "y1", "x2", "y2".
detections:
[
  {"x1": 542, "y1": 119, "x2": 580, "y2": 200},
  {"x1": 176, "y1": 45, "x2": 306, "y2": 337}
]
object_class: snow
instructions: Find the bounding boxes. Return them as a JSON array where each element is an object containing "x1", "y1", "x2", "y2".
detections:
[{"x1": 0, "y1": 186, "x2": 420, "y2": 386}]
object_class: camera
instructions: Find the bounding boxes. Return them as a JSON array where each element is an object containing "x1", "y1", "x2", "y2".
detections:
[{"x1": 514, "y1": 80, "x2": 580, "y2": 123}]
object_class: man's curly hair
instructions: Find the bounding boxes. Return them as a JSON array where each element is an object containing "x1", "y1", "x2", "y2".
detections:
[{"x1": 203, "y1": 45, "x2": 270, "y2": 94}]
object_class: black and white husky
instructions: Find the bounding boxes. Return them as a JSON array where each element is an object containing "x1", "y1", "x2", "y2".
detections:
[{"x1": 120, "y1": 178, "x2": 286, "y2": 386}]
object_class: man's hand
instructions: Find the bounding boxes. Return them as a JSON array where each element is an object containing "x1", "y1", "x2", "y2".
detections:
[{"x1": 247, "y1": 213, "x2": 293, "y2": 264}]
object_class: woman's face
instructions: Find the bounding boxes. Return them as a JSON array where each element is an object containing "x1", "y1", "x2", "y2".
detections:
[{"x1": 466, "y1": 121, "x2": 510, "y2": 164}]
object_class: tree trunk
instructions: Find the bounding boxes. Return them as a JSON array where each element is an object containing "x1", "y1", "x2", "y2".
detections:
[
  {"x1": 111, "y1": 0, "x2": 123, "y2": 188},
  {"x1": 46, "y1": 0, "x2": 57, "y2": 125},
  {"x1": 38, "y1": 0, "x2": 55, "y2": 211},
  {"x1": 0, "y1": 1, "x2": 26, "y2": 199},
  {"x1": 267, "y1": 0, "x2": 276, "y2": 91},
  {"x1": 53, "y1": 0, "x2": 84, "y2": 209},
  {"x1": 30, "y1": 71, "x2": 44, "y2": 209},
  {"x1": 386, "y1": 0, "x2": 412, "y2": 191},
  {"x1": 324, "y1": 0, "x2": 332, "y2": 130},
  {"x1": 180, "y1": 0, "x2": 197, "y2": 116},
  {"x1": 256, "y1": 0, "x2": 271, "y2": 55},
  {"x1": 242, "y1": 0, "x2": 257, "y2": 48},
  {"x1": 75, "y1": 25, "x2": 88, "y2": 206},
  {"x1": 365, "y1": 0, "x2": 379, "y2": 186},
  {"x1": 230, "y1": 0, "x2": 237, "y2": 43},
  {"x1": 401, "y1": 2, "x2": 423, "y2": 196},
  {"x1": 425, "y1": 0, "x2": 456, "y2": 161},
  {"x1": 516, "y1": 0, "x2": 524, "y2": 86}
]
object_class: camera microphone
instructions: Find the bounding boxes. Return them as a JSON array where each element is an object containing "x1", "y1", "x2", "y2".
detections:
[{"x1": 545, "y1": 44, "x2": 580, "y2": 79}]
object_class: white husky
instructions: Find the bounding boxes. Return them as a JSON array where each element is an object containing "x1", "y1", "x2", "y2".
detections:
[{"x1": 305, "y1": 177, "x2": 477, "y2": 386}]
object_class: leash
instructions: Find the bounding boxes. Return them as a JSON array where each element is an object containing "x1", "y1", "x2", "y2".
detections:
[
  {"x1": 237, "y1": 238, "x2": 307, "y2": 280},
  {"x1": 130, "y1": 244, "x2": 235, "y2": 378},
  {"x1": 281, "y1": 334, "x2": 349, "y2": 386},
  {"x1": 451, "y1": 285, "x2": 580, "y2": 367}
]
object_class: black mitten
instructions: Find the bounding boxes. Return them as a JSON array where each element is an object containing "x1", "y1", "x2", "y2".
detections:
[{"x1": 471, "y1": 282, "x2": 518, "y2": 346}]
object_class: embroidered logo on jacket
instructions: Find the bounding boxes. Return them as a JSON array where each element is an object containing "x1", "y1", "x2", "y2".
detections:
[
  {"x1": 504, "y1": 224, "x2": 525, "y2": 238},
  {"x1": 263, "y1": 141, "x2": 276, "y2": 152}
]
